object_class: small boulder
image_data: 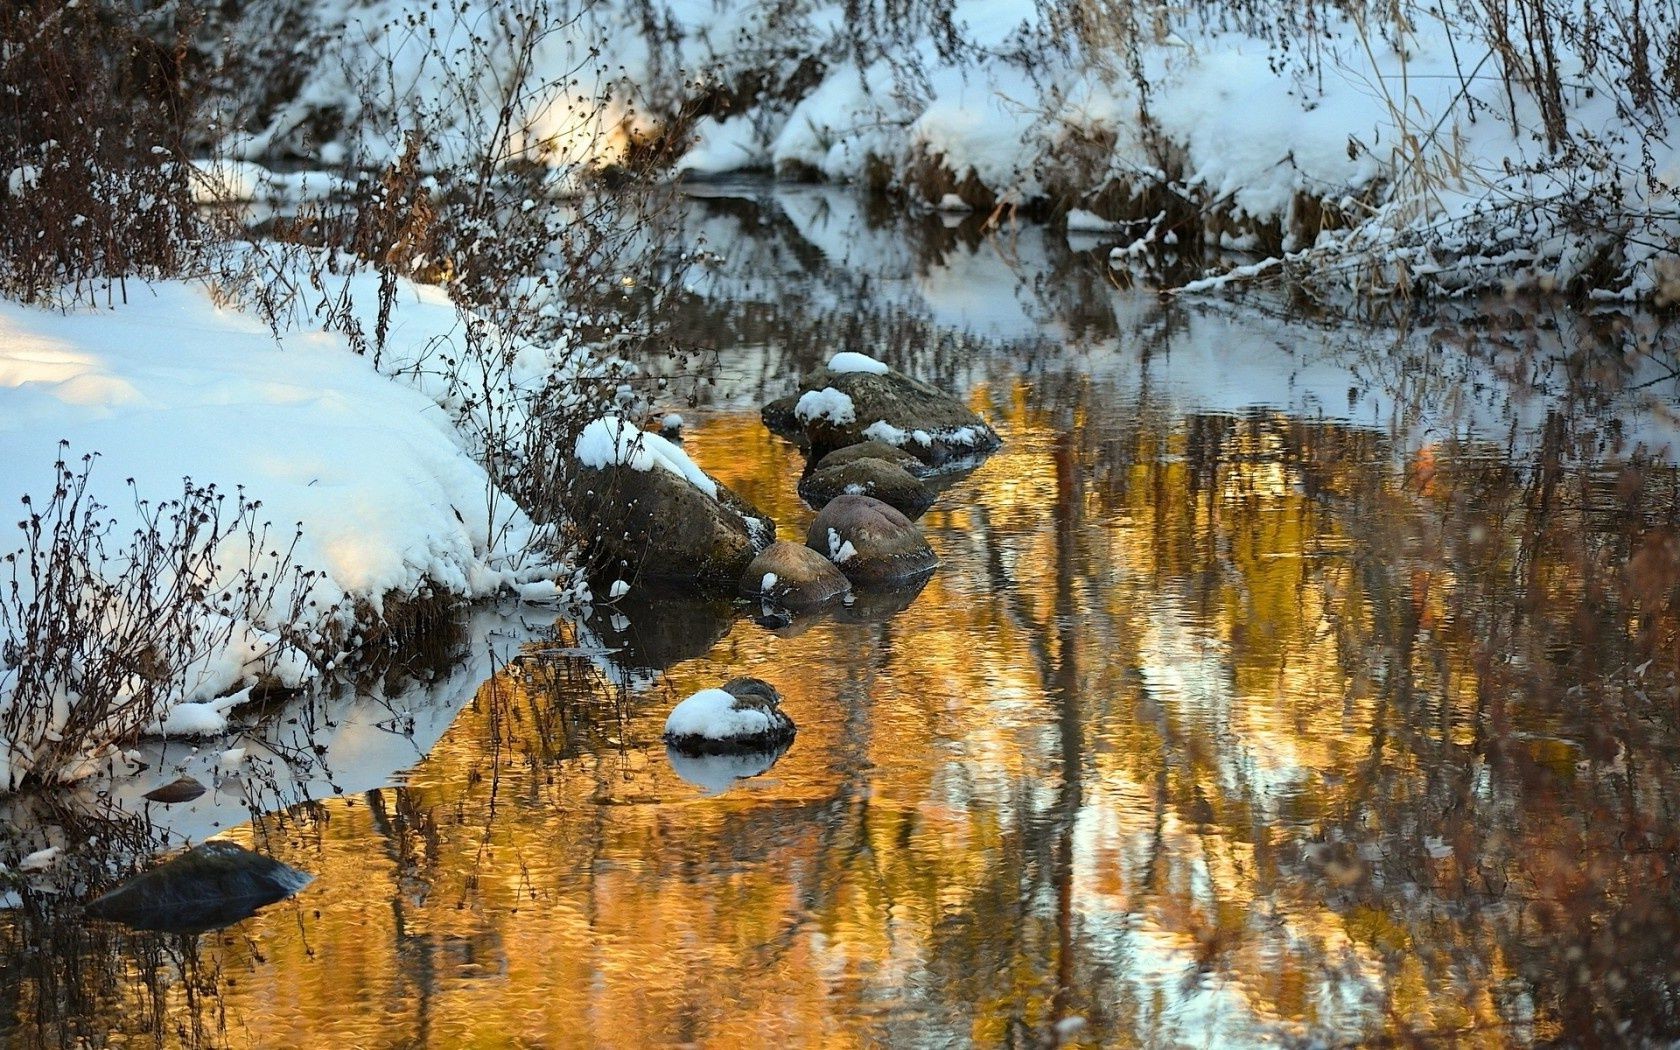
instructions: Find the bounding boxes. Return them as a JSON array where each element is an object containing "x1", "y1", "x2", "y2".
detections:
[
  {"x1": 569, "y1": 418, "x2": 774, "y2": 589},
  {"x1": 739, "y1": 541, "x2": 851, "y2": 609},
  {"x1": 805, "y1": 494, "x2": 938, "y2": 582},
  {"x1": 663, "y1": 677, "x2": 796, "y2": 755},
  {"x1": 762, "y1": 351, "x2": 1001, "y2": 466},
  {"x1": 799, "y1": 458, "x2": 934, "y2": 519},
  {"x1": 85, "y1": 841, "x2": 312, "y2": 934},
  {"x1": 812, "y1": 440, "x2": 931, "y2": 477}
]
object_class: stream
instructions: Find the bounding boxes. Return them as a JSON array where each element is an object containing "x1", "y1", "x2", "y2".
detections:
[{"x1": 5, "y1": 183, "x2": 1680, "y2": 1047}]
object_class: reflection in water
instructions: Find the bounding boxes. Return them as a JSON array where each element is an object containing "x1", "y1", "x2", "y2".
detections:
[{"x1": 5, "y1": 187, "x2": 1680, "y2": 1046}]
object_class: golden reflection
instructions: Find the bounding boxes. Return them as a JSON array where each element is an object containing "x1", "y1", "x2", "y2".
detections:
[{"x1": 29, "y1": 372, "x2": 1680, "y2": 1048}]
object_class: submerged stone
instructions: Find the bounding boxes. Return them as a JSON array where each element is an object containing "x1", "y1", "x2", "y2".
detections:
[
  {"x1": 142, "y1": 776, "x2": 207, "y2": 804},
  {"x1": 805, "y1": 493, "x2": 938, "y2": 582},
  {"x1": 84, "y1": 841, "x2": 312, "y2": 934},
  {"x1": 799, "y1": 457, "x2": 935, "y2": 519},
  {"x1": 663, "y1": 677, "x2": 797, "y2": 755},
  {"x1": 739, "y1": 541, "x2": 851, "y2": 609}
]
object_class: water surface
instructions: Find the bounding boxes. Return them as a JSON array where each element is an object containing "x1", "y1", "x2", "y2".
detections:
[{"x1": 6, "y1": 185, "x2": 1680, "y2": 1047}]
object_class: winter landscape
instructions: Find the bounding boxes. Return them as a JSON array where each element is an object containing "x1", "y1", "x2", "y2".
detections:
[{"x1": 2, "y1": 0, "x2": 1680, "y2": 1045}]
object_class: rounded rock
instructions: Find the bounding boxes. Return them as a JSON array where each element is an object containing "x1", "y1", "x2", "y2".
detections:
[
  {"x1": 804, "y1": 494, "x2": 938, "y2": 582},
  {"x1": 812, "y1": 440, "x2": 930, "y2": 477},
  {"x1": 799, "y1": 458, "x2": 934, "y2": 519},
  {"x1": 740, "y1": 541, "x2": 852, "y2": 609}
]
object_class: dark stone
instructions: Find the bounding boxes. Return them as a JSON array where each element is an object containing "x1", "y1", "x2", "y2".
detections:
[
  {"x1": 84, "y1": 841, "x2": 312, "y2": 934},
  {"x1": 834, "y1": 573, "x2": 933, "y2": 624},
  {"x1": 762, "y1": 363, "x2": 1001, "y2": 466},
  {"x1": 569, "y1": 463, "x2": 774, "y2": 591},
  {"x1": 805, "y1": 494, "x2": 938, "y2": 582},
  {"x1": 663, "y1": 677, "x2": 797, "y2": 755},
  {"x1": 812, "y1": 440, "x2": 930, "y2": 477},
  {"x1": 143, "y1": 776, "x2": 207, "y2": 804},
  {"x1": 799, "y1": 458, "x2": 935, "y2": 519},
  {"x1": 739, "y1": 541, "x2": 851, "y2": 609}
]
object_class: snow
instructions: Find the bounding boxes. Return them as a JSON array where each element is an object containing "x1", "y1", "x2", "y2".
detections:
[
  {"x1": 760, "y1": 572, "x2": 778, "y2": 592},
  {"x1": 609, "y1": 579, "x2": 631, "y2": 598},
  {"x1": 677, "y1": 116, "x2": 770, "y2": 176},
  {"x1": 0, "y1": 257, "x2": 572, "y2": 788},
  {"x1": 664, "y1": 688, "x2": 780, "y2": 741},
  {"x1": 660, "y1": 412, "x2": 684, "y2": 432},
  {"x1": 204, "y1": 0, "x2": 1678, "y2": 298},
  {"x1": 1068, "y1": 209, "x2": 1124, "y2": 233},
  {"x1": 573, "y1": 417, "x2": 719, "y2": 498},
  {"x1": 794, "y1": 387, "x2": 857, "y2": 425},
  {"x1": 827, "y1": 528, "x2": 858, "y2": 563},
  {"x1": 827, "y1": 351, "x2": 890, "y2": 375}
]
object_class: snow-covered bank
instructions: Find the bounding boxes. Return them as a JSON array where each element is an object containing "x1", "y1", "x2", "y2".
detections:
[
  {"x1": 212, "y1": 0, "x2": 1680, "y2": 300},
  {"x1": 0, "y1": 262, "x2": 572, "y2": 790}
]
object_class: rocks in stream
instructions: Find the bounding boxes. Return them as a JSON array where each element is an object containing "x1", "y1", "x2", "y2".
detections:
[
  {"x1": 84, "y1": 841, "x2": 312, "y2": 934},
  {"x1": 569, "y1": 418, "x2": 774, "y2": 590},
  {"x1": 805, "y1": 494, "x2": 938, "y2": 582},
  {"x1": 798, "y1": 456, "x2": 934, "y2": 519},
  {"x1": 739, "y1": 541, "x2": 852, "y2": 609},
  {"x1": 663, "y1": 677, "x2": 796, "y2": 755},
  {"x1": 762, "y1": 351, "x2": 1001, "y2": 466}
]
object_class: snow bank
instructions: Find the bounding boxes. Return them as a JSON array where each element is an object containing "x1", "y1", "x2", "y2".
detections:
[
  {"x1": 574, "y1": 416, "x2": 719, "y2": 498},
  {"x1": 0, "y1": 263, "x2": 565, "y2": 788},
  {"x1": 215, "y1": 0, "x2": 1675, "y2": 297}
]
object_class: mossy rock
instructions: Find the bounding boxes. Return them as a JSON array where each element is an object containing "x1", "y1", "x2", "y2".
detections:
[
  {"x1": 799, "y1": 458, "x2": 935, "y2": 519},
  {"x1": 762, "y1": 364, "x2": 1001, "y2": 466},
  {"x1": 570, "y1": 463, "x2": 774, "y2": 591},
  {"x1": 811, "y1": 440, "x2": 931, "y2": 477}
]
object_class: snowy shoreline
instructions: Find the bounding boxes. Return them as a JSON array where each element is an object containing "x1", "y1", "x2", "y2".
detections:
[{"x1": 202, "y1": 0, "x2": 1680, "y2": 302}]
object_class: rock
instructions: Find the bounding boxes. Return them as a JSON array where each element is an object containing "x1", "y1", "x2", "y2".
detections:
[
  {"x1": 84, "y1": 841, "x2": 312, "y2": 934},
  {"x1": 762, "y1": 351, "x2": 1001, "y2": 466},
  {"x1": 570, "y1": 418, "x2": 774, "y2": 589},
  {"x1": 663, "y1": 677, "x2": 797, "y2": 755},
  {"x1": 568, "y1": 463, "x2": 773, "y2": 591},
  {"x1": 799, "y1": 458, "x2": 934, "y2": 519},
  {"x1": 805, "y1": 494, "x2": 938, "y2": 582},
  {"x1": 739, "y1": 541, "x2": 851, "y2": 609},
  {"x1": 812, "y1": 440, "x2": 931, "y2": 477},
  {"x1": 142, "y1": 776, "x2": 207, "y2": 804}
]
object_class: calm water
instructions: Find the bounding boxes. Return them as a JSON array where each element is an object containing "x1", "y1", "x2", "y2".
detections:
[{"x1": 6, "y1": 186, "x2": 1680, "y2": 1047}]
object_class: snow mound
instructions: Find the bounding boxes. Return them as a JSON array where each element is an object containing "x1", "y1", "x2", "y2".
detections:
[
  {"x1": 664, "y1": 688, "x2": 780, "y2": 742},
  {"x1": 795, "y1": 387, "x2": 857, "y2": 424},
  {"x1": 574, "y1": 417, "x2": 718, "y2": 498}
]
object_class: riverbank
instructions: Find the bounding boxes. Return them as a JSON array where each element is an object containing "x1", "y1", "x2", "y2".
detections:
[
  {"x1": 0, "y1": 254, "x2": 579, "y2": 791},
  {"x1": 210, "y1": 0, "x2": 1680, "y2": 302}
]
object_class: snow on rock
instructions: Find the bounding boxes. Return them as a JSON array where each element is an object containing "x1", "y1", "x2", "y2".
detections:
[
  {"x1": 664, "y1": 689, "x2": 780, "y2": 743},
  {"x1": 608, "y1": 579, "x2": 631, "y2": 598},
  {"x1": 827, "y1": 351, "x2": 890, "y2": 375},
  {"x1": 574, "y1": 417, "x2": 719, "y2": 498},
  {"x1": 795, "y1": 387, "x2": 857, "y2": 424}
]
